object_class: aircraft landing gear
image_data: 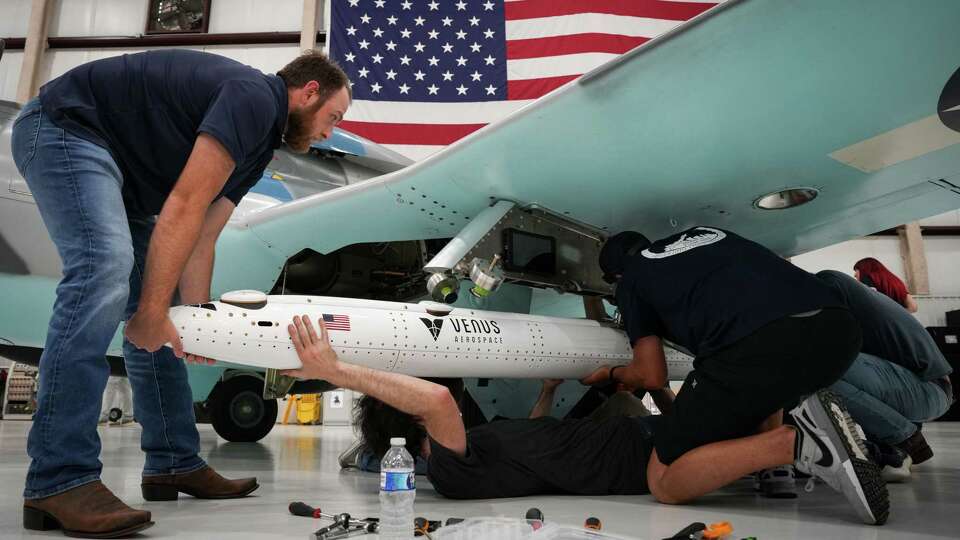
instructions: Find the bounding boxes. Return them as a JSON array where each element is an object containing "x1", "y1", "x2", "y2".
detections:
[{"x1": 208, "y1": 375, "x2": 277, "y2": 442}]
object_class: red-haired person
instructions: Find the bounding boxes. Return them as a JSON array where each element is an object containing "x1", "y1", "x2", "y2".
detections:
[{"x1": 854, "y1": 258, "x2": 919, "y2": 313}]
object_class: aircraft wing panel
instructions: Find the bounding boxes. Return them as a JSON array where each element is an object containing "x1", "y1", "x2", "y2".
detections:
[{"x1": 236, "y1": 0, "x2": 960, "y2": 260}]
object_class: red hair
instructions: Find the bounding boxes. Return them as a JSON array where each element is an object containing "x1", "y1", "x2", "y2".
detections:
[{"x1": 854, "y1": 258, "x2": 909, "y2": 307}]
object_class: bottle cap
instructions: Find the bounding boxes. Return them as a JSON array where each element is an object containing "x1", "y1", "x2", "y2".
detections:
[{"x1": 390, "y1": 437, "x2": 406, "y2": 446}]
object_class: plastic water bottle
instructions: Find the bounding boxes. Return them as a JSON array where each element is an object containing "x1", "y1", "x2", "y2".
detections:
[{"x1": 379, "y1": 437, "x2": 415, "y2": 539}]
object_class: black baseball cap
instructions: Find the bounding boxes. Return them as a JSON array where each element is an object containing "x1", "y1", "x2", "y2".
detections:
[{"x1": 599, "y1": 231, "x2": 650, "y2": 283}]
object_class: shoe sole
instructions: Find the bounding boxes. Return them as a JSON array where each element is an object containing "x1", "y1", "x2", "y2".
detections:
[
  {"x1": 760, "y1": 485, "x2": 799, "y2": 499},
  {"x1": 804, "y1": 391, "x2": 889, "y2": 525},
  {"x1": 24, "y1": 506, "x2": 154, "y2": 538},
  {"x1": 141, "y1": 482, "x2": 259, "y2": 501},
  {"x1": 64, "y1": 522, "x2": 155, "y2": 539}
]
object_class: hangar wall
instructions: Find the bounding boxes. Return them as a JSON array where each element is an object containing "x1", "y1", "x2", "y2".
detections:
[
  {"x1": 0, "y1": 0, "x2": 29, "y2": 100},
  {"x1": 792, "y1": 211, "x2": 960, "y2": 327},
  {"x1": 0, "y1": 0, "x2": 308, "y2": 102},
  {"x1": 791, "y1": 230, "x2": 960, "y2": 297}
]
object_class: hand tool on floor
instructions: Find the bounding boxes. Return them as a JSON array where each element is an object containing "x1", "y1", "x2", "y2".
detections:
[
  {"x1": 663, "y1": 522, "x2": 706, "y2": 540},
  {"x1": 701, "y1": 522, "x2": 733, "y2": 539},
  {"x1": 664, "y1": 521, "x2": 734, "y2": 540},
  {"x1": 414, "y1": 517, "x2": 442, "y2": 537},
  {"x1": 288, "y1": 504, "x2": 379, "y2": 539},
  {"x1": 290, "y1": 502, "x2": 332, "y2": 519},
  {"x1": 311, "y1": 518, "x2": 378, "y2": 540}
]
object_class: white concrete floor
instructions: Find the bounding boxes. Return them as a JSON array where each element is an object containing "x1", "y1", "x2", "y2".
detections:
[{"x1": 1, "y1": 421, "x2": 959, "y2": 539}]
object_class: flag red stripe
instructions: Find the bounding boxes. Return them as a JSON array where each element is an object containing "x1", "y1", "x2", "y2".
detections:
[
  {"x1": 507, "y1": 33, "x2": 650, "y2": 60},
  {"x1": 338, "y1": 120, "x2": 487, "y2": 145},
  {"x1": 507, "y1": 74, "x2": 580, "y2": 100},
  {"x1": 504, "y1": 0, "x2": 715, "y2": 21}
]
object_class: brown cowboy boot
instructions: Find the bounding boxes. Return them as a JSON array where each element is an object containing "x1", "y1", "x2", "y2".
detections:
[
  {"x1": 141, "y1": 465, "x2": 258, "y2": 501},
  {"x1": 23, "y1": 480, "x2": 153, "y2": 538}
]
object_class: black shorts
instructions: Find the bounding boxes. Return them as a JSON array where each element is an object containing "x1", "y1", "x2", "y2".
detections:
[{"x1": 654, "y1": 308, "x2": 862, "y2": 465}]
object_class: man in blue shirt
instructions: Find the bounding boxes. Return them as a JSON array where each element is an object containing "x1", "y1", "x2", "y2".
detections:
[
  {"x1": 10, "y1": 49, "x2": 350, "y2": 537},
  {"x1": 818, "y1": 270, "x2": 953, "y2": 478},
  {"x1": 591, "y1": 228, "x2": 889, "y2": 525}
]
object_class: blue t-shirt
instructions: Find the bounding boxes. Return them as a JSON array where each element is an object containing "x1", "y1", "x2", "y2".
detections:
[
  {"x1": 39, "y1": 49, "x2": 287, "y2": 215},
  {"x1": 817, "y1": 270, "x2": 952, "y2": 381},
  {"x1": 615, "y1": 226, "x2": 842, "y2": 358}
]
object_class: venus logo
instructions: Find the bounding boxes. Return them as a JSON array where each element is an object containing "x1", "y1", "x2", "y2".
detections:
[
  {"x1": 420, "y1": 318, "x2": 444, "y2": 341},
  {"x1": 939, "y1": 66, "x2": 960, "y2": 134}
]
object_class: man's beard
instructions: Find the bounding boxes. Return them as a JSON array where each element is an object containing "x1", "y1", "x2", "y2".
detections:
[{"x1": 284, "y1": 101, "x2": 322, "y2": 153}]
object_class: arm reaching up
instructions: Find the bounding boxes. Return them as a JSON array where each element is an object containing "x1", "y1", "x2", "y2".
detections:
[
  {"x1": 282, "y1": 315, "x2": 467, "y2": 456},
  {"x1": 529, "y1": 379, "x2": 564, "y2": 419}
]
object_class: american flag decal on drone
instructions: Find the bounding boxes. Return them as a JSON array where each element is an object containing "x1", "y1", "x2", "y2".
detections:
[{"x1": 322, "y1": 313, "x2": 352, "y2": 331}]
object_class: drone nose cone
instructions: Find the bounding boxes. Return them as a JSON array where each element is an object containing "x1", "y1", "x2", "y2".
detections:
[{"x1": 167, "y1": 303, "x2": 206, "y2": 350}]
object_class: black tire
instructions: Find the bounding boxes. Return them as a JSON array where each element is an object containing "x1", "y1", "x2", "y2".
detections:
[{"x1": 208, "y1": 375, "x2": 277, "y2": 442}]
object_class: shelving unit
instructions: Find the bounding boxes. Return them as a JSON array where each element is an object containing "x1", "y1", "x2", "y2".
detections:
[{"x1": 2, "y1": 363, "x2": 38, "y2": 420}]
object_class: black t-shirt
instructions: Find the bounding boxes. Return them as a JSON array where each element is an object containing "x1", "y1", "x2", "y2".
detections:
[
  {"x1": 616, "y1": 227, "x2": 842, "y2": 357},
  {"x1": 39, "y1": 49, "x2": 287, "y2": 216},
  {"x1": 426, "y1": 415, "x2": 657, "y2": 499},
  {"x1": 817, "y1": 270, "x2": 952, "y2": 381}
]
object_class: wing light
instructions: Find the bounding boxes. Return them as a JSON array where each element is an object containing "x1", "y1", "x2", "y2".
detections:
[{"x1": 753, "y1": 188, "x2": 819, "y2": 210}]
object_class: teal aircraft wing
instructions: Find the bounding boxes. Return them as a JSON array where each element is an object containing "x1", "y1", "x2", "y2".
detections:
[{"x1": 217, "y1": 0, "x2": 960, "y2": 291}]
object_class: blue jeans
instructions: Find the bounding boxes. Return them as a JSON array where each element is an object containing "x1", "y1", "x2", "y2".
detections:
[
  {"x1": 11, "y1": 98, "x2": 206, "y2": 499},
  {"x1": 829, "y1": 352, "x2": 951, "y2": 445}
]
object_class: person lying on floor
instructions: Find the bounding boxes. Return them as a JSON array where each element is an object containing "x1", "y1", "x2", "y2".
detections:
[
  {"x1": 282, "y1": 314, "x2": 876, "y2": 520},
  {"x1": 341, "y1": 377, "x2": 674, "y2": 474}
]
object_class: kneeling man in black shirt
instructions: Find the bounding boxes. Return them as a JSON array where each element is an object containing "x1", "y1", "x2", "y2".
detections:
[
  {"x1": 590, "y1": 227, "x2": 888, "y2": 525},
  {"x1": 281, "y1": 315, "x2": 829, "y2": 503}
]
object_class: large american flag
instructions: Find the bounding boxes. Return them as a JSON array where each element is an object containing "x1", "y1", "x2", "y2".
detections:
[{"x1": 329, "y1": 0, "x2": 720, "y2": 161}]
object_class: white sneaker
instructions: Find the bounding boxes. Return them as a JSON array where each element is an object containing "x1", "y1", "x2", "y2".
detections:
[
  {"x1": 864, "y1": 438, "x2": 913, "y2": 484},
  {"x1": 755, "y1": 465, "x2": 797, "y2": 499},
  {"x1": 789, "y1": 390, "x2": 889, "y2": 525},
  {"x1": 881, "y1": 454, "x2": 913, "y2": 484}
]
